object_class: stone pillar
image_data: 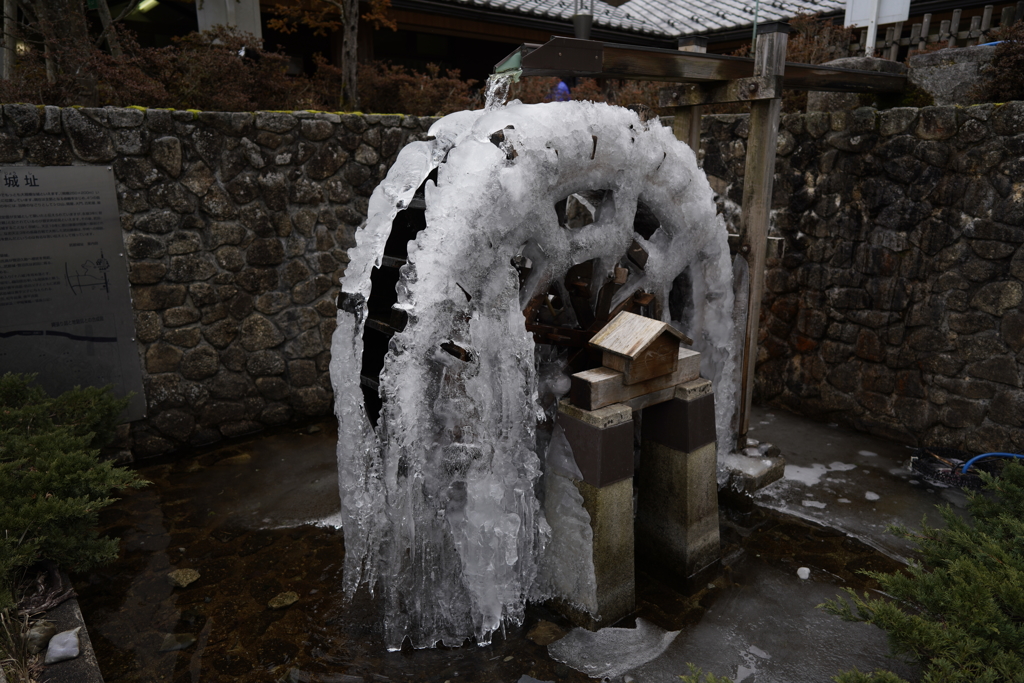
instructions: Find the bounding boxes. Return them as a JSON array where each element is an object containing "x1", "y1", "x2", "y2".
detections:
[
  {"x1": 637, "y1": 378, "x2": 720, "y2": 584},
  {"x1": 554, "y1": 401, "x2": 636, "y2": 629}
]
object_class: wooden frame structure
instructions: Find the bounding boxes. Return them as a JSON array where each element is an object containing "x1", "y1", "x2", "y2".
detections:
[{"x1": 495, "y1": 26, "x2": 907, "y2": 449}]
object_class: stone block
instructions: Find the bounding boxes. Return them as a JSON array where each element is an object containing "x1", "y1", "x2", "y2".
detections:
[
  {"x1": 557, "y1": 404, "x2": 633, "y2": 488},
  {"x1": 636, "y1": 440, "x2": 719, "y2": 581},
  {"x1": 642, "y1": 393, "x2": 716, "y2": 453},
  {"x1": 909, "y1": 45, "x2": 996, "y2": 106}
]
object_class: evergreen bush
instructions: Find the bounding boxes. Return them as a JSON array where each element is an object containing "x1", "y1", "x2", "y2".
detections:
[
  {"x1": 824, "y1": 461, "x2": 1024, "y2": 683},
  {"x1": 0, "y1": 373, "x2": 145, "y2": 611}
]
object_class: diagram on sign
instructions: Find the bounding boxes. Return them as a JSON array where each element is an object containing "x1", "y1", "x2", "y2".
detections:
[{"x1": 65, "y1": 249, "x2": 111, "y2": 296}]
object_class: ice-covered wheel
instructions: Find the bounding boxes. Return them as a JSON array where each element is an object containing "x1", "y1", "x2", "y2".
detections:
[{"x1": 332, "y1": 101, "x2": 736, "y2": 650}]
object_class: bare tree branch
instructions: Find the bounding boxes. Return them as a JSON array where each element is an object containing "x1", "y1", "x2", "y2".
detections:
[{"x1": 94, "y1": 0, "x2": 138, "y2": 51}]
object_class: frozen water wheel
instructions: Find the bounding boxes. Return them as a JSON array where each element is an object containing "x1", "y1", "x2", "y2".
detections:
[
  {"x1": 520, "y1": 192, "x2": 669, "y2": 373},
  {"x1": 332, "y1": 101, "x2": 737, "y2": 650}
]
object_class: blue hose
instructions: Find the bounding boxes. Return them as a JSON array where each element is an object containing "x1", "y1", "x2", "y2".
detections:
[{"x1": 961, "y1": 452, "x2": 1024, "y2": 474}]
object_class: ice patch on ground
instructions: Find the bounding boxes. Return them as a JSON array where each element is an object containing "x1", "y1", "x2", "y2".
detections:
[
  {"x1": 801, "y1": 500, "x2": 827, "y2": 509},
  {"x1": 858, "y1": 450, "x2": 878, "y2": 457},
  {"x1": 865, "y1": 492, "x2": 880, "y2": 501},
  {"x1": 784, "y1": 462, "x2": 856, "y2": 486},
  {"x1": 547, "y1": 618, "x2": 680, "y2": 679},
  {"x1": 748, "y1": 645, "x2": 771, "y2": 659}
]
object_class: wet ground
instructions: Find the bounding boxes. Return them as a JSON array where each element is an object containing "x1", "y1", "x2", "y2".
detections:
[
  {"x1": 746, "y1": 407, "x2": 968, "y2": 561},
  {"x1": 74, "y1": 406, "x2": 948, "y2": 682}
]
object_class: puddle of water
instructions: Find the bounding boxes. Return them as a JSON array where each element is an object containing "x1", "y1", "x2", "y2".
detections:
[{"x1": 75, "y1": 421, "x2": 915, "y2": 683}]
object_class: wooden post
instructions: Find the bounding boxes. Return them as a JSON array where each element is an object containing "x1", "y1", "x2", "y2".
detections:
[
  {"x1": 967, "y1": 15, "x2": 982, "y2": 46},
  {"x1": 919, "y1": 14, "x2": 932, "y2": 50},
  {"x1": 671, "y1": 36, "x2": 707, "y2": 154},
  {"x1": 889, "y1": 22, "x2": 903, "y2": 59},
  {"x1": 1001, "y1": 6, "x2": 1015, "y2": 28},
  {"x1": 736, "y1": 22, "x2": 788, "y2": 450},
  {"x1": 2, "y1": 0, "x2": 13, "y2": 81},
  {"x1": 910, "y1": 23, "x2": 922, "y2": 49},
  {"x1": 948, "y1": 9, "x2": 962, "y2": 47}
]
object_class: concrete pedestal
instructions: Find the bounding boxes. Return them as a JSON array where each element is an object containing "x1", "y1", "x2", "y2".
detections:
[
  {"x1": 551, "y1": 372, "x2": 721, "y2": 628},
  {"x1": 553, "y1": 476, "x2": 636, "y2": 630},
  {"x1": 553, "y1": 401, "x2": 636, "y2": 629},
  {"x1": 637, "y1": 380, "x2": 721, "y2": 583}
]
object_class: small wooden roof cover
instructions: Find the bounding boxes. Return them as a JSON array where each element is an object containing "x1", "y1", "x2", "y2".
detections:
[{"x1": 589, "y1": 311, "x2": 690, "y2": 359}]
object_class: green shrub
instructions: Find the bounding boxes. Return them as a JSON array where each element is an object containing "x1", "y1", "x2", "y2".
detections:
[
  {"x1": 0, "y1": 373, "x2": 146, "y2": 611},
  {"x1": 823, "y1": 460, "x2": 1024, "y2": 683}
]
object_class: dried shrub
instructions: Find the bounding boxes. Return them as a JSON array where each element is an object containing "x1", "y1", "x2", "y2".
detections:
[
  {"x1": 357, "y1": 61, "x2": 476, "y2": 115},
  {"x1": 971, "y1": 20, "x2": 1024, "y2": 103},
  {"x1": 507, "y1": 76, "x2": 661, "y2": 109},
  {"x1": 0, "y1": 25, "x2": 344, "y2": 111},
  {"x1": 786, "y1": 13, "x2": 856, "y2": 65}
]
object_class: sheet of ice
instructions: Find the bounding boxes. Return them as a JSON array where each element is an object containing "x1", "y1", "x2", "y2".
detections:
[
  {"x1": 332, "y1": 101, "x2": 736, "y2": 650},
  {"x1": 858, "y1": 450, "x2": 878, "y2": 457},
  {"x1": 865, "y1": 491, "x2": 880, "y2": 501},
  {"x1": 624, "y1": 560, "x2": 920, "y2": 683},
  {"x1": 548, "y1": 618, "x2": 681, "y2": 679},
  {"x1": 535, "y1": 473, "x2": 597, "y2": 614},
  {"x1": 784, "y1": 462, "x2": 856, "y2": 486}
]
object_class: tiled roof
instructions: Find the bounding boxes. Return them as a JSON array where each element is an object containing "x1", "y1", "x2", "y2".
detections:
[{"x1": 448, "y1": 0, "x2": 845, "y2": 37}]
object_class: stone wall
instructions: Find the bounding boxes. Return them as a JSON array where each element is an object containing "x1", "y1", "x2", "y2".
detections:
[
  {"x1": 6, "y1": 101, "x2": 1021, "y2": 457},
  {"x1": 701, "y1": 103, "x2": 1024, "y2": 452},
  {"x1": 0, "y1": 104, "x2": 435, "y2": 458}
]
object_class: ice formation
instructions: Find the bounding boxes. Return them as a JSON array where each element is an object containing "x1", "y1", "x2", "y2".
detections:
[
  {"x1": 330, "y1": 100, "x2": 736, "y2": 649},
  {"x1": 547, "y1": 618, "x2": 681, "y2": 679}
]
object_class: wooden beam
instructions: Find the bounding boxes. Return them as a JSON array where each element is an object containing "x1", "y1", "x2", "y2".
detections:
[
  {"x1": 671, "y1": 37, "x2": 706, "y2": 154},
  {"x1": 570, "y1": 348, "x2": 701, "y2": 411},
  {"x1": 661, "y1": 75, "x2": 782, "y2": 107},
  {"x1": 512, "y1": 37, "x2": 905, "y2": 94},
  {"x1": 736, "y1": 24, "x2": 788, "y2": 451}
]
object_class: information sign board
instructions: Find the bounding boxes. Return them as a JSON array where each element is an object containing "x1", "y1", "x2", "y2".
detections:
[
  {"x1": 845, "y1": 0, "x2": 910, "y2": 29},
  {"x1": 0, "y1": 165, "x2": 146, "y2": 421}
]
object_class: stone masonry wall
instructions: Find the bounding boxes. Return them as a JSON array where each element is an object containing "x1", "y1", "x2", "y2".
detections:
[
  {"x1": 701, "y1": 104, "x2": 1024, "y2": 452},
  {"x1": 5, "y1": 101, "x2": 1022, "y2": 457},
  {"x1": 0, "y1": 104, "x2": 435, "y2": 458}
]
